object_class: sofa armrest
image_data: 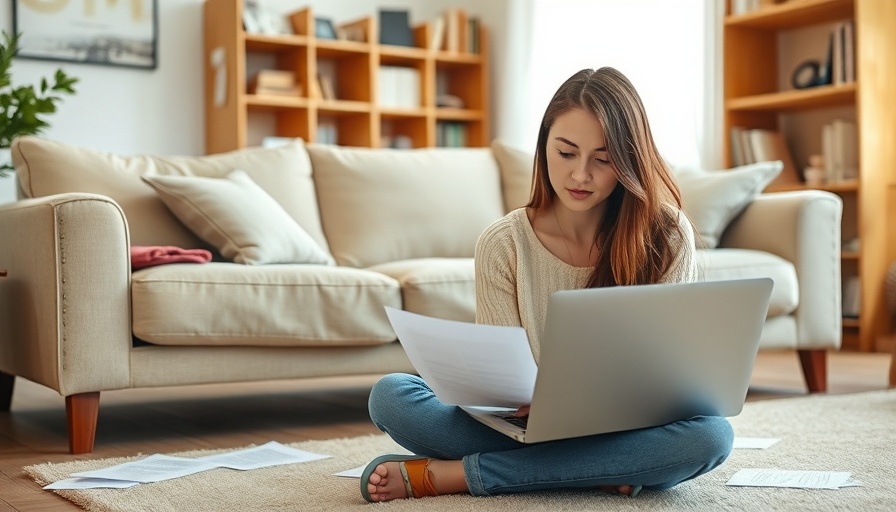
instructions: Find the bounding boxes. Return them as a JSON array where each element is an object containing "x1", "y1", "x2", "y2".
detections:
[
  {"x1": 0, "y1": 193, "x2": 132, "y2": 395},
  {"x1": 720, "y1": 190, "x2": 843, "y2": 349}
]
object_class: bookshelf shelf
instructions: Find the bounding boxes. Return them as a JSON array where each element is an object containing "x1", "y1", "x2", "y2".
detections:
[
  {"x1": 726, "y1": 83, "x2": 856, "y2": 111},
  {"x1": 766, "y1": 178, "x2": 859, "y2": 193},
  {"x1": 723, "y1": 0, "x2": 896, "y2": 352},
  {"x1": 204, "y1": 0, "x2": 489, "y2": 151},
  {"x1": 246, "y1": 95, "x2": 309, "y2": 109},
  {"x1": 725, "y1": 0, "x2": 855, "y2": 29}
]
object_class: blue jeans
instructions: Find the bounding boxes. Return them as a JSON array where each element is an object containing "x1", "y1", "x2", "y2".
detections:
[{"x1": 368, "y1": 373, "x2": 733, "y2": 496}]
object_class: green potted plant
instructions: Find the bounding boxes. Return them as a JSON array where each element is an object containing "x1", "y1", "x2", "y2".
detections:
[{"x1": 0, "y1": 31, "x2": 78, "y2": 177}]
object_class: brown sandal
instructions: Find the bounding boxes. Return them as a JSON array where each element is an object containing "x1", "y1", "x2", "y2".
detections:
[{"x1": 399, "y1": 458, "x2": 439, "y2": 498}]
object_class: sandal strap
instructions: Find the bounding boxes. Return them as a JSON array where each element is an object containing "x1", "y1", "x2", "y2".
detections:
[{"x1": 400, "y1": 459, "x2": 439, "y2": 498}]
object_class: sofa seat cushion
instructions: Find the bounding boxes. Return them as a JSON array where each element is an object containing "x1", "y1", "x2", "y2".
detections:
[
  {"x1": 697, "y1": 248, "x2": 798, "y2": 317},
  {"x1": 368, "y1": 258, "x2": 475, "y2": 322},
  {"x1": 307, "y1": 144, "x2": 505, "y2": 267},
  {"x1": 131, "y1": 263, "x2": 400, "y2": 347}
]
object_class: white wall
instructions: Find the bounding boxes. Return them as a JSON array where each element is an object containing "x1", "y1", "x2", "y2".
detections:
[{"x1": 0, "y1": 0, "x2": 515, "y2": 203}]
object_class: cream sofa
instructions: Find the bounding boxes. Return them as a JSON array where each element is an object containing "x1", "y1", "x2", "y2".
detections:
[{"x1": 0, "y1": 136, "x2": 842, "y2": 454}]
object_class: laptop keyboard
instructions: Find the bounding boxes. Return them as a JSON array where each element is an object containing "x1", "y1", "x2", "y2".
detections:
[{"x1": 498, "y1": 413, "x2": 529, "y2": 429}]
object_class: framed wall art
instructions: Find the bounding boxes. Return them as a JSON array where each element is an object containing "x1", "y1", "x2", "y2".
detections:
[{"x1": 12, "y1": 0, "x2": 158, "y2": 70}]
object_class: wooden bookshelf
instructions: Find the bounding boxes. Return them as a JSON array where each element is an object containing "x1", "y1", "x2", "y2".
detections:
[
  {"x1": 723, "y1": 0, "x2": 896, "y2": 351},
  {"x1": 204, "y1": 0, "x2": 489, "y2": 152}
]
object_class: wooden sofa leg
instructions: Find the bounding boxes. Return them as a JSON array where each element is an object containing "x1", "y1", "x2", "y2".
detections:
[
  {"x1": 66, "y1": 392, "x2": 100, "y2": 454},
  {"x1": 0, "y1": 371, "x2": 14, "y2": 411},
  {"x1": 798, "y1": 349, "x2": 827, "y2": 393}
]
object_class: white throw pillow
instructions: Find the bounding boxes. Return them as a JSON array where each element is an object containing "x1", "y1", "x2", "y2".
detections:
[
  {"x1": 142, "y1": 170, "x2": 334, "y2": 265},
  {"x1": 675, "y1": 161, "x2": 783, "y2": 249}
]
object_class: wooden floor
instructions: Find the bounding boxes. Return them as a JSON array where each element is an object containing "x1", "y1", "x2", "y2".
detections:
[{"x1": 1, "y1": 350, "x2": 891, "y2": 511}]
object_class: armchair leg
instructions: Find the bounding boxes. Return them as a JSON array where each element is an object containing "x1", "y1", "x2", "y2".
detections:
[
  {"x1": 66, "y1": 392, "x2": 100, "y2": 454},
  {"x1": 798, "y1": 349, "x2": 827, "y2": 393},
  {"x1": 0, "y1": 371, "x2": 13, "y2": 411}
]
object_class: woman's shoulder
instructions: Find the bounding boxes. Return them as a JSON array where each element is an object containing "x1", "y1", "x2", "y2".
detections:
[{"x1": 479, "y1": 208, "x2": 529, "y2": 240}]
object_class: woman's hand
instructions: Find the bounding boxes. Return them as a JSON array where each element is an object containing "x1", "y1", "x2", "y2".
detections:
[{"x1": 513, "y1": 404, "x2": 530, "y2": 417}]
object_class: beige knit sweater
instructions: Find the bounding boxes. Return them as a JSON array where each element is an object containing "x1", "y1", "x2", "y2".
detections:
[{"x1": 474, "y1": 207, "x2": 697, "y2": 363}]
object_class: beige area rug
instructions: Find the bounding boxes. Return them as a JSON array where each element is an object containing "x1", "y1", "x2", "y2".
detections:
[{"x1": 25, "y1": 390, "x2": 896, "y2": 511}]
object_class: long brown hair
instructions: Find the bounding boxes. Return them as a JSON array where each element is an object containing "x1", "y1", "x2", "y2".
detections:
[{"x1": 527, "y1": 67, "x2": 686, "y2": 287}]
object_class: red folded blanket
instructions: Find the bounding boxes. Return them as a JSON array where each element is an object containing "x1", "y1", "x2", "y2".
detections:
[{"x1": 130, "y1": 246, "x2": 213, "y2": 270}]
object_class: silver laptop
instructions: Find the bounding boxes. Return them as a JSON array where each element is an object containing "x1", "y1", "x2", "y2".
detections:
[{"x1": 461, "y1": 278, "x2": 773, "y2": 443}]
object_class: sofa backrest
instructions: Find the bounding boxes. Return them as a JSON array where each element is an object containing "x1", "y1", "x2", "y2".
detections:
[
  {"x1": 307, "y1": 144, "x2": 506, "y2": 267},
  {"x1": 12, "y1": 136, "x2": 331, "y2": 254}
]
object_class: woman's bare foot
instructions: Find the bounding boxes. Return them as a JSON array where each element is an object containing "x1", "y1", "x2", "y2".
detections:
[
  {"x1": 365, "y1": 462, "x2": 408, "y2": 502},
  {"x1": 365, "y1": 459, "x2": 468, "y2": 502}
]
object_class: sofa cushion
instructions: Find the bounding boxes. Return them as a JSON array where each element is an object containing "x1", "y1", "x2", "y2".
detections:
[
  {"x1": 491, "y1": 139, "x2": 533, "y2": 213},
  {"x1": 142, "y1": 170, "x2": 333, "y2": 265},
  {"x1": 367, "y1": 258, "x2": 475, "y2": 322},
  {"x1": 697, "y1": 248, "x2": 798, "y2": 317},
  {"x1": 11, "y1": 136, "x2": 330, "y2": 253},
  {"x1": 674, "y1": 161, "x2": 783, "y2": 249},
  {"x1": 307, "y1": 144, "x2": 505, "y2": 267},
  {"x1": 131, "y1": 263, "x2": 400, "y2": 347}
]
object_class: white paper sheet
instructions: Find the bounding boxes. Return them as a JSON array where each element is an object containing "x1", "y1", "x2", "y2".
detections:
[
  {"x1": 197, "y1": 441, "x2": 331, "y2": 470},
  {"x1": 384, "y1": 307, "x2": 537, "y2": 407},
  {"x1": 72, "y1": 454, "x2": 219, "y2": 483},
  {"x1": 733, "y1": 437, "x2": 781, "y2": 449},
  {"x1": 44, "y1": 477, "x2": 140, "y2": 490},
  {"x1": 333, "y1": 464, "x2": 367, "y2": 478},
  {"x1": 726, "y1": 468, "x2": 858, "y2": 489},
  {"x1": 68, "y1": 441, "x2": 331, "y2": 484}
]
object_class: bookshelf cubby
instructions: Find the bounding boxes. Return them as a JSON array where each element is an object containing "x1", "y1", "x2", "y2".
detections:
[
  {"x1": 203, "y1": 0, "x2": 489, "y2": 152},
  {"x1": 723, "y1": 0, "x2": 896, "y2": 351}
]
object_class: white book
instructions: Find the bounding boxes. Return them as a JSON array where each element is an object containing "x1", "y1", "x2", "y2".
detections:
[
  {"x1": 377, "y1": 67, "x2": 398, "y2": 108},
  {"x1": 837, "y1": 120, "x2": 858, "y2": 180},
  {"x1": 821, "y1": 123, "x2": 836, "y2": 182},
  {"x1": 396, "y1": 67, "x2": 421, "y2": 108},
  {"x1": 429, "y1": 16, "x2": 445, "y2": 51}
]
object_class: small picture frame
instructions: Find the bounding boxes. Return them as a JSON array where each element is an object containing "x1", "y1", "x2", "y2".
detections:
[{"x1": 315, "y1": 18, "x2": 337, "y2": 40}]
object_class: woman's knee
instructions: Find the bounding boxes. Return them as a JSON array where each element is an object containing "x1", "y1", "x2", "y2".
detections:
[
  {"x1": 368, "y1": 373, "x2": 424, "y2": 426},
  {"x1": 692, "y1": 415, "x2": 734, "y2": 465}
]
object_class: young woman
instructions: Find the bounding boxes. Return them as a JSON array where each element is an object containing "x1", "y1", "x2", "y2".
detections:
[{"x1": 361, "y1": 67, "x2": 731, "y2": 502}]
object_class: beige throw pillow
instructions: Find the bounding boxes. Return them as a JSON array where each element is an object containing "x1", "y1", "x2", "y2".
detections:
[
  {"x1": 142, "y1": 170, "x2": 334, "y2": 265},
  {"x1": 491, "y1": 139, "x2": 534, "y2": 213},
  {"x1": 307, "y1": 144, "x2": 505, "y2": 268},
  {"x1": 675, "y1": 161, "x2": 783, "y2": 249}
]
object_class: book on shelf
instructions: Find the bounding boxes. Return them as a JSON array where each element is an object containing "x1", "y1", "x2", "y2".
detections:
[
  {"x1": 443, "y1": 9, "x2": 468, "y2": 52},
  {"x1": 248, "y1": 70, "x2": 300, "y2": 97},
  {"x1": 317, "y1": 73, "x2": 336, "y2": 100},
  {"x1": 467, "y1": 16, "x2": 481, "y2": 54},
  {"x1": 377, "y1": 66, "x2": 421, "y2": 108},
  {"x1": 316, "y1": 120, "x2": 338, "y2": 145},
  {"x1": 437, "y1": 122, "x2": 468, "y2": 147},
  {"x1": 379, "y1": 9, "x2": 414, "y2": 47},
  {"x1": 842, "y1": 275, "x2": 861, "y2": 318},
  {"x1": 830, "y1": 20, "x2": 856, "y2": 85},
  {"x1": 821, "y1": 119, "x2": 858, "y2": 182},
  {"x1": 429, "y1": 16, "x2": 445, "y2": 51},
  {"x1": 730, "y1": 127, "x2": 800, "y2": 185}
]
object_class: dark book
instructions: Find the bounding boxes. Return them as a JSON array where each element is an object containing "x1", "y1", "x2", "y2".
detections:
[{"x1": 379, "y1": 10, "x2": 414, "y2": 47}]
